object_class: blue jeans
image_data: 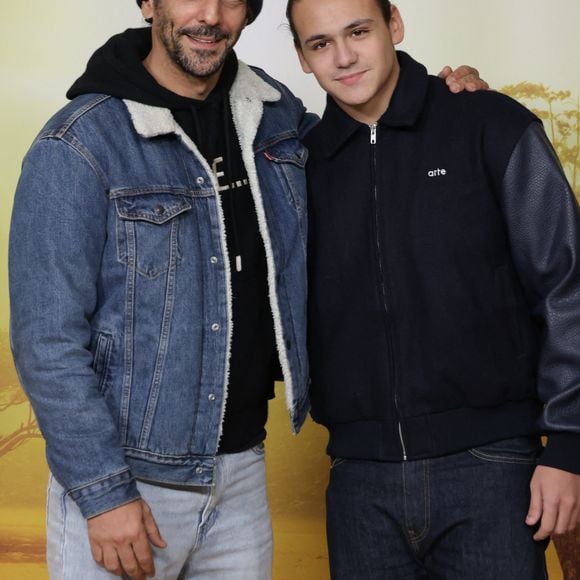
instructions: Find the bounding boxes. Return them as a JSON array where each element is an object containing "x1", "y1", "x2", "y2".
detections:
[
  {"x1": 326, "y1": 437, "x2": 549, "y2": 579},
  {"x1": 46, "y1": 445, "x2": 272, "y2": 579}
]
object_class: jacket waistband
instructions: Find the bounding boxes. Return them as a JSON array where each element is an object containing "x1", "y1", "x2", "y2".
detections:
[{"x1": 325, "y1": 399, "x2": 543, "y2": 461}]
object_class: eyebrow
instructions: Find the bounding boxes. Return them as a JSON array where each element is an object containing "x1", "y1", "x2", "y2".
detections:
[{"x1": 304, "y1": 18, "x2": 374, "y2": 45}]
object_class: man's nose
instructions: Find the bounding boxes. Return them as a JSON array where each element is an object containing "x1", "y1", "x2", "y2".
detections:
[
  {"x1": 196, "y1": 0, "x2": 221, "y2": 27},
  {"x1": 335, "y1": 41, "x2": 357, "y2": 68}
]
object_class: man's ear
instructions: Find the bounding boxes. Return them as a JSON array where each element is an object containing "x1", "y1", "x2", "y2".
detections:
[
  {"x1": 141, "y1": 0, "x2": 154, "y2": 23},
  {"x1": 389, "y1": 5, "x2": 405, "y2": 45},
  {"x1": 296, "y1": 47, "x2": 313, "y2": 74}
]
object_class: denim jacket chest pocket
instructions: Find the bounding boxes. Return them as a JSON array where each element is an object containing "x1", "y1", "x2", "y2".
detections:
[
  {"x1": 115, "y1": 192, "x2": 193, "y2": 279},
  {"x1": 263, "y1": 138, "x2": 308, "y2": 215}
]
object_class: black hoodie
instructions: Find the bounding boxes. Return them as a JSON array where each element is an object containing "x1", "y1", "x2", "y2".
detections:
[{"x1": 69, "y1": 28, "x2": 277, "y2": 453}]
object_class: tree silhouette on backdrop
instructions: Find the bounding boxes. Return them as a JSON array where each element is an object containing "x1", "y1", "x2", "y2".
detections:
[
  {"x1": 0, "y1": 331, "x2": 41, "y2": 458},
  {"x1": 502, "y1": 83, "x2": 580, "y2": 198}
]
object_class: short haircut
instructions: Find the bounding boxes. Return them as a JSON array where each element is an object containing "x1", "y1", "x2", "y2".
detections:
[{"x1": 286, "y1": 0, "x2": 393, "y2": 47}]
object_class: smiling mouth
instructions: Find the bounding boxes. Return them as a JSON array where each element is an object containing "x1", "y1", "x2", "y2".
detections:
[
  {"x1": 335, "y1": 70, "x2": 367, "y2": 86},
  {"x1": 181, "y1": 24, "x2": 229, "y2": 47},
  {"x1": 185, "y1": 34, "x2": 224, "y2": 47}
]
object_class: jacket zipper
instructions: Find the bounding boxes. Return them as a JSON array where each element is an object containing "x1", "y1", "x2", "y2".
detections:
[
  {"x1": 369, "y1": 123, "x2": 408, "y2": 461},
  {"x1": 370, "y1": 123, "x2": 377, "y2": 145}
]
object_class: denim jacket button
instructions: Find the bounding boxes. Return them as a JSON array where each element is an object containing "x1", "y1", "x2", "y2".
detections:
[
  {"x1": 154, "y1": 205, "x2": 165, "y2": 215},
  {"x1": 210, "y1": 256, "x2": 218, "y2": 264},
  {"x1": 208, "y1": 393, "x2": 216, "y2": 401},
  {"x1": 196, "y1": 176, "x2": 205, "y2": 185},
  {"x1": 211, "y1": 323, "x2": 220, "y2": 331},
  {"x1": 196, "y1": 467, "x2": 203, "y2": 474}
]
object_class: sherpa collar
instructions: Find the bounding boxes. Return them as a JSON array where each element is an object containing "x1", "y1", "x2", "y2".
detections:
[{"x1": 123, "y1": 61, "x2": 281, "y2": 139}]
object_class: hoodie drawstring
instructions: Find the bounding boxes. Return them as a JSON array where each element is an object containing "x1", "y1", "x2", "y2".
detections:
[{"x1": 223, "y1": 96, "x2": 242, "y2": 272}]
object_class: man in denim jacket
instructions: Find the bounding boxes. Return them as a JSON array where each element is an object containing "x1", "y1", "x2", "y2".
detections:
[
  {"x1": 10, "y1": 1, "x2": 314, "y2": 577},
  {"x1": 9, "y1": 1, "x2": 483, "y2": 578}
]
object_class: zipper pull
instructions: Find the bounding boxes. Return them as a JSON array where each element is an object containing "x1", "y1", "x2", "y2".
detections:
[
  {"x1": 370, "y1": 123, "x2": 377, "y2": 145},
  {"x1": 398, "y1": 422, "x2": 408, "y2": 461}
]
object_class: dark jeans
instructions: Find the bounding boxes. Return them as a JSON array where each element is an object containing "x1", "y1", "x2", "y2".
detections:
[{"x1": 326, "y1": 436, "x2": 549, "y2": 579}]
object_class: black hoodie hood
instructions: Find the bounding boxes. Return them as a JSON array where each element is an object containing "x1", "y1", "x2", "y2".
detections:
[
  {"x1": 67, "y1": 27, "x2": 237, "y2": 112},
  {"x1": 67, "y1": 27, "x2": 239, "y2": 173}
]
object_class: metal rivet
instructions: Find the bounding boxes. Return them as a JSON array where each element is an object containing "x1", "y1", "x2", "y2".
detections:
[
  {"x1": 210, "y1": 256, "x2": 218, "y2": 264},
  {"x1": 212, "y1": 323, "x2": 220, "y2": 331},
  {"x1": 196, "y1": 176, "x2": 205, "y2": 185},
  {"x1": 208, "y1": 394, "x2": 216, "y2": 401}
]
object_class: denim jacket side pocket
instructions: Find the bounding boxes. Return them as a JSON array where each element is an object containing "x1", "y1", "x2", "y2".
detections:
[{"x1": 91, "y1": 331, "x2": 114, "y2": 395}]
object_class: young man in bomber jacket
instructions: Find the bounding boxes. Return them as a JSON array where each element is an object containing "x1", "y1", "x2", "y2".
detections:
[{"x1": 288, "y1": 0, "x2": 580, "y2": 578}]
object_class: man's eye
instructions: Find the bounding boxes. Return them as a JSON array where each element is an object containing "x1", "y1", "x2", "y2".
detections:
[
  {"x1": 313, "y1": 41, "x2": 329, "y2": 50},
  {"x1": 352, "y1": 28, "x2": 368, "y2": 37}
]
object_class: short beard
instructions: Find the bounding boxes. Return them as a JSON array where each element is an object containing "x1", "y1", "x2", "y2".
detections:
[{"x1": 162, "y1": 24, "x2": 233, "y2": 79}]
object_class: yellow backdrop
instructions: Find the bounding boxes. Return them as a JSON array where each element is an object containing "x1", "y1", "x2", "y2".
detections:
[{"x1": 1, "y1": 1, "x2": 579, "y2": 578}]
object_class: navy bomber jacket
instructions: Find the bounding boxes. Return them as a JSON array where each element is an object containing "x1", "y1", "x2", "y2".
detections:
[{"x1": 304, "y1": 51, "x2": 580, "y2": 473}]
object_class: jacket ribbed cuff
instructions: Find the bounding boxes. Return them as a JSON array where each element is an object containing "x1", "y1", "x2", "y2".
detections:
[{"x1": 539, "y1": 433, "x2": 580, "y2": 475}]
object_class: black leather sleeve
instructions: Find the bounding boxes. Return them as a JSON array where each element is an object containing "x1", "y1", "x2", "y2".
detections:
[{"x1": 501, "y1": 121, "x2": 580, "y2": 474}]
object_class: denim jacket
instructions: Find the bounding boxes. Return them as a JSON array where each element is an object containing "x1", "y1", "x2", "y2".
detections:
[{"x1": 10, "y1": 62, "x2": 316, "y2": 518}]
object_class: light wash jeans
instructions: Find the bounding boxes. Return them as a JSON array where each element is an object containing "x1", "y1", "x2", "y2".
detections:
[{"x1": 46, "y1": 445, "x2": 272, "y2": 579}]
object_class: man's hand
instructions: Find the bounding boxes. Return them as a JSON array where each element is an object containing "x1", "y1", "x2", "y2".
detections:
[
  {"x1": 88, "y1": 499, "x2": 167, "y2": 579},
  {"x1": 438, "y1": 65, "x2": 490, "y2": 93},
  {"x1": 526, "y1": 465, "x2": 580, "y2": 540}
]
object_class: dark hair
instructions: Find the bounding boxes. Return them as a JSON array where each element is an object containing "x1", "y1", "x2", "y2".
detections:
[{"x1": 286, "y1": 0, "x2": 392, "y2": 47}]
